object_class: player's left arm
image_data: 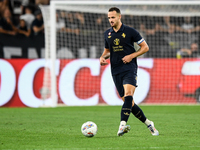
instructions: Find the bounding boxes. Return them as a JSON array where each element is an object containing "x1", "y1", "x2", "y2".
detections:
[
  {"x1": 100, "y1": 48, "x2": 110, "y2": 66},
  {"x1": 122, "y1": 40, "x2": 149, "y2": 64}
]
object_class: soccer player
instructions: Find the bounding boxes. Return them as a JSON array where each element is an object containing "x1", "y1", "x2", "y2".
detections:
[{"x1": 99, "y1": 7, "x2": 159, "y2": 136}]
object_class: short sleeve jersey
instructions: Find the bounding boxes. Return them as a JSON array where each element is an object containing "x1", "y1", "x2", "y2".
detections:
[
  {"x1": 32, "y1": 18, "x2": 43, "y2": 28},
  {"x1": 31, "y1": 18, "x2": 44, "y2": 35},
  {"x1": 104, "y1": 24, "x2": 144, "y2": 75}
]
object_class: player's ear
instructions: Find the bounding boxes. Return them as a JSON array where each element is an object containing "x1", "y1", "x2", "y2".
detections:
[{"x1": 119, "y1": 14, "x2": 121, "y2": 19}]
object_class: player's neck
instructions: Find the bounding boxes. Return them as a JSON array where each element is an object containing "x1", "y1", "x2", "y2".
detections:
[{"x1": 113, "y1": 22, "x2": 122, "y2": 32}]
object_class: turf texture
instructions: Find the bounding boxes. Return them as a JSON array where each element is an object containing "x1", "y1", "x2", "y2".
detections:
[{"x1": 0, "y1": 105, "x2": 200, "y2": 150}]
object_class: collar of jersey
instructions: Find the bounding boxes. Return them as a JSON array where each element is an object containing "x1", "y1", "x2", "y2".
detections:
[{"x1": 110, "y1": 23, "x2": 124, "y2": 32}]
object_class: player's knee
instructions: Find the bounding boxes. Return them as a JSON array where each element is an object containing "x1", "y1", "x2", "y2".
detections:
[
  {"x1": 121, "y1": 97, "x2": 125, "y2": 102},
  {"x1": 124, "y1": 92, "x2": 133, "y2": 97},
  {"x1": 132, "y1": 100, "x2": 135, "y2": 107}
]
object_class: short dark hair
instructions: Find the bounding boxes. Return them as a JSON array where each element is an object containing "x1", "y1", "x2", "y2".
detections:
[
  {"x1": 34, "y1": 9, "x2": 41, "y2": 16},
  {"x1": 108, "y1": 7, "x2": 121, "y2": 14}
]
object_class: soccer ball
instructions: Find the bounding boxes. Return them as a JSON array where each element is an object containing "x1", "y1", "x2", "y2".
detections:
[{"x1": 81, "y1": 121, "x2": 98, "y2": 137}]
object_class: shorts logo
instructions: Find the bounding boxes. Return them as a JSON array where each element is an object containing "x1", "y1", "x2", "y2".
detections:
[{"x1": 114, "y1": 38, "x2": 120, "y2": 45}]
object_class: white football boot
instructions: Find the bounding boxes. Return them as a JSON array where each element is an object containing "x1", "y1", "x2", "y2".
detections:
[
  {"x1": 117, "y1": 125, "x2": 130, "y2": 136},
  {"x1": 147, "y1": 121, "x2": 159, "y2": 136}
]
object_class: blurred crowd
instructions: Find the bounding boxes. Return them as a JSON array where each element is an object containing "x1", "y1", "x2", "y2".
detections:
[
  {"x1": 0, "y1": 0, "x2": 49, "y2": 37},
  {"x1": 56, "y1": 10, "x2": 200, "y2": 58},
  {"x1": 0, "y1": 0, "x2": 199, "y2": 58}
]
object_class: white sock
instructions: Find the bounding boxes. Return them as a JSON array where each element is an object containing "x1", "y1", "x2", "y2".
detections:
[
  {"x1": 120, "y1": 121, "x2": 126, "y2": 127},
  {"x1": 144, "y1": 119, "x2": 151, "y2": 126}
]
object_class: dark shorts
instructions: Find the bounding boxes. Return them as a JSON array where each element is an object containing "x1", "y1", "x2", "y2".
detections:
[{"x1": 112, "y1": 70, "x2": 137, "y2": 98}]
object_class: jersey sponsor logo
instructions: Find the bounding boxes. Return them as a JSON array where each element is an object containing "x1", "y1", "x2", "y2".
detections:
[
  {"x1": 114, "y1": 38, "x2": 120, "y2": 45},
  {"x1": 122, "y1": 33, "x2": 126, "y2": 38},
  {"x1": 108, "y1": 36, "x2": 111, "y2": 38}
]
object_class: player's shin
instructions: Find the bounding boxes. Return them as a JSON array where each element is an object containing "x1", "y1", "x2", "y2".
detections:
[
  {"x1": 131, "y1": 103, "x2": 147, "y2": 123},
  {"x1": 120, "y1": 96, "x2": 133, "y2": 122}
]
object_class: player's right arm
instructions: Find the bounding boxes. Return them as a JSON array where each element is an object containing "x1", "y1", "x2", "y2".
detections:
[{"x1": 100, "y1": 48, "x2": 110, "y2": 66}]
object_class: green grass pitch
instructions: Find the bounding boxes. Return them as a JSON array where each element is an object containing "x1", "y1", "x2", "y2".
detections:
[{"x1": 0, "y1": 105, "x2": 200, "y2": 150}]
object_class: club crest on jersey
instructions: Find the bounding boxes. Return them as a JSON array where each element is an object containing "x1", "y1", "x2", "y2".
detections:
[
  {"x1": 114, "y1": 38, "x2": 120, "y2": 45},
  {"x1": 108, "y1": 32, "x2": 111, "y2": 38},
  {"x1": 122, "y1": 33, "x2": 126, "y2": 38}
]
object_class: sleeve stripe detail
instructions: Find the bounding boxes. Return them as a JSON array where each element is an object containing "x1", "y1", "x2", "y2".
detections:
[{"x1": 137, "y1": 38, "x2": 144, "y2": 44}]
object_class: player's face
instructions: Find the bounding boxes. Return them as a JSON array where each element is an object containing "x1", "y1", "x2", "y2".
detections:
[{"x1": 108, "y1": 11, "x2": 121, "y2": 28}]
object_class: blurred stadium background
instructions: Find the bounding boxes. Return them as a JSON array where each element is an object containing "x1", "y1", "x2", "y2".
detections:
[{"x1": 0, "y1": 0, "x2": 200, "y2": 107}]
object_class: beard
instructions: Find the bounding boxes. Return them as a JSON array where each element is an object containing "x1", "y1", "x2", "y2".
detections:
[{"x1": 110, "y1": 21, "x2": 117, "y2": 28}]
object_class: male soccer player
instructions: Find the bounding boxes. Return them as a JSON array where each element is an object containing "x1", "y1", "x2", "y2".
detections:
[{"x1": 99, "y1": 7, "x2": 159, "y2": 136}]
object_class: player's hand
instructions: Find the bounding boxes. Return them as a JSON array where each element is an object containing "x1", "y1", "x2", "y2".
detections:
[
  {"x1": 122, "y1": 55, "x2": 133, "y2": 64},
  {"x1": 100, "y1": 57, "x2": 108, "y2": 66}
]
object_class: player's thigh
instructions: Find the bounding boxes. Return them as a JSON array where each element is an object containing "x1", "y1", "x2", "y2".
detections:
[
  {"x1": 123, "y1": 84, "x2": 136, "y2": 96},
  {"x1": 112, "y1": 74, "x2": 124, "y2": 98},
  {"x1": 122, "y1": 70, "x2": 137, "y2": 96}
]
